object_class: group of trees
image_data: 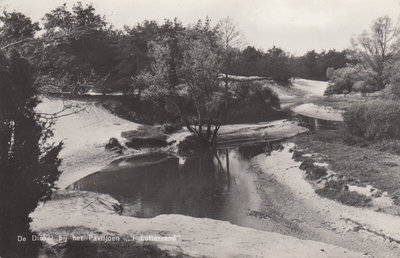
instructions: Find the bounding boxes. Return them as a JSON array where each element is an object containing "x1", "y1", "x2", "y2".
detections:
[
  {"x1": 136, "y1": 19, "x2": 281, "y2": 145},
  {"x1": 10, "y1": 2, "x2": 398, "y2": 100},
  {"x1": 229, "y1": 46, "x2": 293, "y2": 83},
  {"x1": 229, "y1": 46, "x2": 350, "y2": 83},
  {"x1": 1, "y1": 2, "x2": 353, "y2": 96},
  {"x1": 293, "y1": 49, "x2": 352, "y2": 81},
  {"x1": 325, "y1": 16, "x2": 400, "y2": 96}
]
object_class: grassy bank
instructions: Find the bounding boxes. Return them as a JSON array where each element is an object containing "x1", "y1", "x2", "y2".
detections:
[
  {"x1": 311, "y1": 94, "x2": 380, "y2": 110},
  {"x1": 293, "y1": 129, "x2": 400, "y2": 209}
]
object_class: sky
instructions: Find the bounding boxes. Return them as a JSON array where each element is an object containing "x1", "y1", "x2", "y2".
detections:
[{"x1": 1, "y1": 0, "x2": 399, "y2": 54}]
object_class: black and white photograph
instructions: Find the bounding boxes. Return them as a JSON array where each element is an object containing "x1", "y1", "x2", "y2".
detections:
[{"x1": 1, "y1": 0, "x2": 400, "y2": 257}]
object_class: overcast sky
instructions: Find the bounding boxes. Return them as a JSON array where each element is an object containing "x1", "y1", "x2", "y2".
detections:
[{"x1": 1, "y1": 0, "x2": 399, "y2": 54}]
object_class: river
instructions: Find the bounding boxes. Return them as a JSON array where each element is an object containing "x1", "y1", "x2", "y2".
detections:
[{"x1": 71, "y1": 142, "x2": 285, "y2": 231}]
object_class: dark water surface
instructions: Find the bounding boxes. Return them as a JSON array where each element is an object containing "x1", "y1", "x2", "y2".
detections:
[{"x1": 72, "y1": 141, "x2": 283, "y2": 228}]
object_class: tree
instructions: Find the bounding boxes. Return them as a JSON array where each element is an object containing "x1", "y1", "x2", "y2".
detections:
[
  {"x1": 40, "y1": 2, "x2": 113, "y2": 93},
  {"x1": 0, "y1": 50, "x2": 62, "y2": 257},
  {"x1": 141, "y1": 19, "x2": 226, "y2": 145},
  {"x1": 351, "y1": 15, "x2": 399, "y2": 90},
  {"x1": 217, "y1": 17, "x2": 244, "y2": 91},
  {"x1": 231, "y1": 46, "x2": 264, "y2": 76},
  {"x1": 265, "y1": 46, "x2": 293, "y2": 83},
  {"x1": 0, "y1": 11, "x2": 40, "y2": 50},
  {"x1": 112, "y1": 20, "x2": 161, "y2": 91},
  {"x1": 179, "y1": 22, "x2": 226, "y2": 143}
]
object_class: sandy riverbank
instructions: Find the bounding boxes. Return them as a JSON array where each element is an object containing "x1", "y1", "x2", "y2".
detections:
[
  {"x1": 251, "y1": 142, "x2": 400, "y2": 257},
  {"x1": 31, "y1": 189, "x2": 366, "y2": 258}
]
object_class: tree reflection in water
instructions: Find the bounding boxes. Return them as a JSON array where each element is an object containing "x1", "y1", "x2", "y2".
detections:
[{"x1": 72, "y1": 141, "x2": 280, "y2": 222}]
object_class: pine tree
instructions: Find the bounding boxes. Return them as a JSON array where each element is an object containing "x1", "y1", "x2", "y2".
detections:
[{"x1": 0, "y1": 50, "x2": 62, "y2": 257}]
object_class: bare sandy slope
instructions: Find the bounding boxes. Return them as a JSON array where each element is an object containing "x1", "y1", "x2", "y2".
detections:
[
  {"x1": 266, "y1": 78, "x2": 345, "y2": 121},
  {"x1": 227, "y1": 75, "x2": 328, "y2": 102},
  {"x1": 291, "y1": 78, "x2": 328, "y2": 97},
  {"x1": 268, "y1": 78, "x2": 328, "y2": 105},
  {"x1": 36, "y1": 97, "x2": 140, "y2": 188}
]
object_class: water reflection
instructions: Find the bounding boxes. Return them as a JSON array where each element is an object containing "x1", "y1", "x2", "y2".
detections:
[{"x1": 72, "y1": 141, "x2": 282, "y2": 226}]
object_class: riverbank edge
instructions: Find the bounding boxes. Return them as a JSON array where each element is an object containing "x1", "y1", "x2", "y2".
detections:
[
  {"x1": 30, "y1": 189, "x2": 366, "y2": 258},
  {"x1": 250, "y1": 142, "x2": 400, "y2": 250},
  {"x1": 292, "y1": 130, "x2": 400, "y2": 215}
]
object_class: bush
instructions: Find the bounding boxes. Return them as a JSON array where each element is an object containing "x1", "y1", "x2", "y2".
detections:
[
  {"x1": 121, "y1": 126, "x2": 168, "y2": 148},
  {"x1": 224, "y1": 81, "x2": 283, "y2": 123},
  {"x1": 161, "y1": 122, "x2": 182, "y2": 134},
  {"x1": 291, "y1": 149, "x2": 304, "y2": 161},
  {"x1": 105, "y1": 137, "x2": 125, "y2": 153},
  {"x1": 299, "y1": 158, "x2": 328, "y2": 180},
  {"x1": 384, "y1": 83, "x2": 400, "y2": 99},
  {"x1": 324, "y1": 66, "x2": 358, "y2": 95},
  {"x1": 324, "y1": 65, "x2": 379, "y2": 95},
  {"x1": 352, "y1": 81, "x2": 375, "y2": 95},
  {"x1": 343, "y1": 100, "x2": 400, "y2": 140},
  {"x1": 177, "y1": 135, "x2": 211, "y2": 156}
]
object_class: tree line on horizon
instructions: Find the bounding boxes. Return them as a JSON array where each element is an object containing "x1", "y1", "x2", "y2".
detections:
[
  {"x1": 3, "y1": 2, "x2": 398, "y2": 98},
  {"x1": 0, "y1": 2, "x2": 351, "y2": 94}
]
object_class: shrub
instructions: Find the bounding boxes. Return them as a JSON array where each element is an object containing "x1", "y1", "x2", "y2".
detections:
[
  {"x1": 299, "y1": 159, "x2": 328, "y2": 180},
  {"x1": 343, "y1": 100, "x2": 400, "y2": 140},
  {"x1": 225, "y1": 81, "x2": 283, "y2": 123},
  {"x1": 291, "y1": 150, "x2": 304, "y2": 161},
  {"x1": 324, "y1": 65, "x2": 379, "y2": 95},
  {"x1": 352, "y1": 81, "x2": 375, "y2": 95},
  {"x1": 105, "y1": 137, "x2": 125, "y2": 153},
  {"x1": 177, "y1": 135, "x2": 211, "y2": 156},
  {"x1": 121, "y1": 126, "x2": 168, "y2": 148},
  {"x1": 161, "y1": 122, "x2": 182, "y2": 134},
  {"x1": 384, "y1": 83, "x2": 400, "y2": 100},
  {"x1": 324, "y1": 66, "x2": 358, "y2": 95}
]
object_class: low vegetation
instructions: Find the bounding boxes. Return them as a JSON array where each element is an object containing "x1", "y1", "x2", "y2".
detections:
[
  {"x1": 298, "y1": 159, "x2": 328, "y2": 180},
  {"x1": 343, "y1": 100, "x2": 400, "y2": 140},
  {"x1": 315, "y1": 180, "x2": 371, "y2": 207},
  {"x1": 293, "y1": 143, "x2": 373, "y2": 207},
  {"x1": 294, "y1": 148, "x2": 371, "y2": 207},
  {"x1": 121, "y1": 126, "x2": 169, "y2": 149},
  {"x1": 294, "y1": 130, "x2": 400, "y2": 198}
]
